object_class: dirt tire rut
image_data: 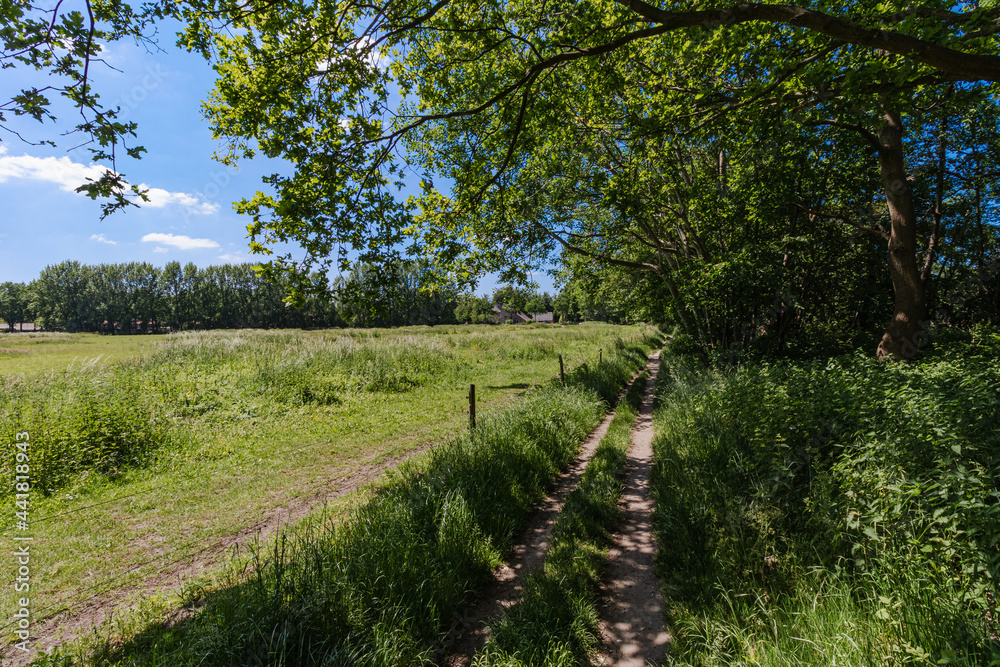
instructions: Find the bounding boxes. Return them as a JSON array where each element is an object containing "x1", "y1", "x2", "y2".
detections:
[
  {"x1": 435, "y1": 360, "x2": 656, "y2": 667},
  {"x1": 598, "y1": 351, "x2": 670, "y2": 666}
]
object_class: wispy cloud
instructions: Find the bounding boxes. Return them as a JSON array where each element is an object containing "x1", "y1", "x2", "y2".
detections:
[
  {"x1": 141, "y1": 233, "x2": 220, "y2": 250},
  {"x1": 152, "y1": 246, "x2": 169, "y2": 253},
  {"x1": 90, "y1": 233, "x2": 117, "y2": 245},
  {"x1": 217, "y1": 252, "x2": 249, "y2": 263},
  {"x1": 0, "y1": 147, "x2": 217, "y2": 214}
]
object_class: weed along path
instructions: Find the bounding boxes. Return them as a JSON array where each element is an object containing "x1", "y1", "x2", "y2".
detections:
[
  {"x1": 436, "y1": 405, "x2": 613, "y2": 667},
  {"x1": 599, "y1": 351, "x2": 670, "y2": 666},
  {"x1": 0, "y1": 386, "x2": 593, "y2": 665},
  {"x1": 437, "y1": 354, "x2": 660, "y2": 667}
]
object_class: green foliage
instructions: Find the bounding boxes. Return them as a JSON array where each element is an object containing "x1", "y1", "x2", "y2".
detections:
[
  {"x1": 191, "y1": 0, "x2": 1000, "y2": 328},
  {"x1": 0, "y1": 366, "x2": 172, "y2": 495},
  {"x1": 650, "y1": 334, "x2": 1000, "y2": 664},
  {"x1": 0, "y1": 282, "x2": 31, "y2": 331},
  {"x1": 455, "y1": 294, "x2": 493, "y2": 324},
  {"x1": 334, "y1": 260, "x2": 462, "y2": 327},
  {"x1": 1, "y1": 0, "x2": 155, "y2": 216}
]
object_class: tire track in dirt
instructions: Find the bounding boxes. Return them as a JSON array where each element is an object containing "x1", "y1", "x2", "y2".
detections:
[
  {"x1": 598, "y1": 351, "x2": 670, "y2": 667},
  {"x1": 436, "y1": 357, "x2": 658, "y2": 667},
  {"x1": 1, "y1": 445, "x2": 437, "y2": 667}
]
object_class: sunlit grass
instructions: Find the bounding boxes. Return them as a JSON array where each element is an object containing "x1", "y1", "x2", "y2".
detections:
[
  {"x1": 0, "y1": 324, "x2": 659, "y2": 649},
  {"x1": 26, "y1": 330, "x2": 659, "y2": 666}
]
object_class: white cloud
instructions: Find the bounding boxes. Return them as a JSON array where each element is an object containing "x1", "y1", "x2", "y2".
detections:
[
  {"x1": 141, "y1": 186, "x2": 219, "y2": 214},
  {"x1": 0, "y1": 149, "x2": 216, "y2": 214},
  {"x1": 152, "y1": 246, "x2": 169, "y2": 253},
  {"x1": 90, "y1": 233, "x2": 117, "y2": 245},
  {"x1": 217, "y1": 252, "x2": 248, "y2": 262},
  {"x1": 141, "y1": 233, "x2": 220, "y2": 250}
]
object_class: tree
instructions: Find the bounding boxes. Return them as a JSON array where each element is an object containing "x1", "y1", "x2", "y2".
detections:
[
  {"x1": 492, "y1": 285, "x2": 531, "y2": 315},
  {"x1": 10, "y1": 1, "x2": 999, "y2": 354},
  {"x1": 0, "y1": 0, "x2": 168, "y2": 215},
  {"x1": 31, "y1": 261, "x2": 95, "y2": 331},
  {"x1": 195, "y1": 0, "x2": 1000, "y2": 359},
  {"x1": 525, "y1": 295, "x2": 546, "y2": 315},
  {"x1": 454, "y1": 294, "x2": 492, "y2": 323},
  {"x1": 0, "y1": 282, "x2": 29, "y2": 331}
]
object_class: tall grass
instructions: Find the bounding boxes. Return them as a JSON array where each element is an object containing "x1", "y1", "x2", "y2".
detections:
[
  {"x1": 650, "y1": 331, "x2": 1000, "y2": 665},
  {"x1": 2, "y1": 326, "x2": 659, "y2": 498},
  {"x1": 38, "y1": 331, "x2": 658, "y2": 666},
  {"x1": 475, "y1": 369, "x2": 650, "y2": 667},
  {"x1": 0, "y1": 364, "x2": 173, "y2": 495}
]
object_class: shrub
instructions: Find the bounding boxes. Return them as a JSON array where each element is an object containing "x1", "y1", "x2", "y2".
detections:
[
  {"x1": 650, "y1": 339, "x2": 1000, "y2": 664},
  {"x1": 0, "y1": 368, "x2": 171, "y2": 495}
]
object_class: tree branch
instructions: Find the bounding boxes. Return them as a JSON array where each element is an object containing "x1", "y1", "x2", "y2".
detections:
[
  {"x1": 795, "y1": 203, "x2": 889, "y2": 240},
  {"x1": 614, "y1": 1, "x2": 1000, "y2": 82}
]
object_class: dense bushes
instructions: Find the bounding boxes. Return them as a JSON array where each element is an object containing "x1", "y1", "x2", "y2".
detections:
[
  {"x1": 651, "y1": 331, "x2": 1000, "y2": 664},
  {"x1": 0, "y1": 368, "x2": 172, "y2": 495}
]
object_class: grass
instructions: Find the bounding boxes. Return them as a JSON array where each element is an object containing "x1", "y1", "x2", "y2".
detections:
[
  {"x1": 649, "y1": 328, "x2": 1000, "y2": 665},
  {"x1": 0, "y1": 323, "x2": 660, "y2": 656},
  {"x1": 28, "y1": 330, "x2": 659, "y2": 666},
  {"x1": 0, "y1": 332, "x2": 163, "y2": 376},
  {"x1": 474, "y1": 366, "x2": 650, "y2": 667}
]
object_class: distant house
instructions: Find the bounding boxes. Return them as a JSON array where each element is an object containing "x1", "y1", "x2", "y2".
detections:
[
  {"x1": 492, "y1": 305, "x2": 532, "y2": 323},
  {"x1": 531, "y1": 312, "x2": 554, "y2": 323}
]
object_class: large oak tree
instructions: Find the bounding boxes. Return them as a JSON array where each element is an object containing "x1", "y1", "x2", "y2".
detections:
[{"x1": 194, "y1": 0, "x2": 1000, "y2": 359}]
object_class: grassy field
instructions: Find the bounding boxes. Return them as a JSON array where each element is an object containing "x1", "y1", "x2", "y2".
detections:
[
  {"x1": 651, "y1": 329, "x2": 1000, "y2": 665},
  {"x1": 0, "y1": 332, "x2": 164, "y2": 376},
  {"x1": 0, "y1": 323, "x2": 658, "y2": 651}
]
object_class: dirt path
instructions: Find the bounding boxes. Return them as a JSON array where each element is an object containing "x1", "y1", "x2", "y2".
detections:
[
  {"x1": 598, "y1": 352, "x2": 670, "y2": 666},
  {"x1": 1, "y1": 446, "x2": 436, "y2": 667},
  {"x1": 436, "y1": 358, "x2": 658, "y2": 667}
]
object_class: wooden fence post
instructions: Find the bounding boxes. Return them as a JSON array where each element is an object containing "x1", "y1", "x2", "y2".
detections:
[
  {"x1": 599, "y1": 348, "x2": 603, "y2": 364},
  {"x1": 559, "y1": 354, "x2": 565, "y2": 386},
  {"x1": 469, "y1": 383, "x2": 476, "y2": 431}
]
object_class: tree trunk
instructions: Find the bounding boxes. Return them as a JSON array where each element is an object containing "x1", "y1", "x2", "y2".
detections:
[{"x1": 875, "y1": 107, "x2": 928, "y2": 361}]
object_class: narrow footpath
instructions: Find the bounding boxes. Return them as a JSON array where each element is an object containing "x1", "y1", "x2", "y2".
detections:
[
  {"x1": 598, "y1": 351, "x2": 670, "y2": 666},
  {"x1": 437, "y1": 358, "x2": 657, "y2": 667}
]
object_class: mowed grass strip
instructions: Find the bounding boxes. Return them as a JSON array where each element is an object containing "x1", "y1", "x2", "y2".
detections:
[
  {"x1": 0, "y1": 324, "x2": 658, "y2": 636},
  {"x1": 473, "y1": 367, "x2": 650, "y2": 667},
  {"x1": 0, "y1": 332, "x2": 163, "y2": 376},
  {"x1": 36, "y1": 336, "x2": 658, "y2": 666}
]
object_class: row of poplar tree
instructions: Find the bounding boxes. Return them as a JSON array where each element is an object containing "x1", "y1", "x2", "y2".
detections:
[{"x1": 0, "y1": 260, "x2": 588, "y2": 333}]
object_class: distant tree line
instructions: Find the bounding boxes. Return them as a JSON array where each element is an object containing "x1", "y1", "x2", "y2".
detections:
[
  {"x1": 1, "y1": 260, "x2": 338, "y2": 332},
  {"x1": 0, "y1": 260, "x2": 581, "y2": 333}
]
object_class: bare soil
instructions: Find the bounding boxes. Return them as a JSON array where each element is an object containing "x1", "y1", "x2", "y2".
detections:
[
  {"x1": 597, "y1": 352, "x2": 670, "y2": 666},
  {"x1": 435, "y1": 357, "x2": 659, "y2": 667}
]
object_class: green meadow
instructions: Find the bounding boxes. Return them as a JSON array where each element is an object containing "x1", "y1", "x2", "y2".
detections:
[{"x1": 0, "y1": 323, "x2": 658, "y2": 649}]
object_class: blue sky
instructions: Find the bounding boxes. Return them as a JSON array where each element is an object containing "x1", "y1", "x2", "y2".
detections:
[{"x1": 0, "y1": 29, "x2": 555, "y2": 296}]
